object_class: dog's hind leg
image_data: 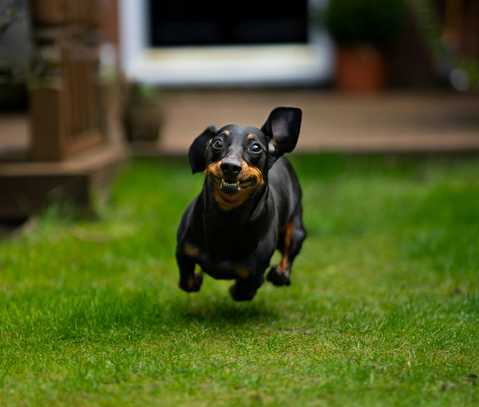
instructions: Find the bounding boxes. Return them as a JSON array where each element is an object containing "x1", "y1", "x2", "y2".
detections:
[{"x1": 267, "y1": 208, "x2": 306, "y2": 286}]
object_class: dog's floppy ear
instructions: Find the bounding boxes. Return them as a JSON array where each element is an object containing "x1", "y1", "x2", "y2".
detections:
[
  {"x1": 261, "y1": 107, "x2": 302, "y2": 163},
  {"x1": 188, "y1": 126, "x2": 216, "y2": 173}
]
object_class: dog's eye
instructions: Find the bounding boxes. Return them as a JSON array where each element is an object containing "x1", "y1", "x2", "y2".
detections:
[
  {"x1": 211, "y1": 138, "x2": 224, "y2": 150},
  {"x1": 248, "y1": 142, "x2": 262, "y2": 154}
]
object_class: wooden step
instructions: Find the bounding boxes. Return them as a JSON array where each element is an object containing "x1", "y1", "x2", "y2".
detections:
[{"x1": 0, "y1": 143, "x2": 127, "y2": 219}]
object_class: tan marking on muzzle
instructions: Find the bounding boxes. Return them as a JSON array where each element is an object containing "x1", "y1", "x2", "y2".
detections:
[
  {"x1": 240, "y1": 160, "x2": 264, "y2": 187},
  {"x1": 204, "y1": 161, "x2": 222, "y2": 178},
  {"x1": 204, "y1": 160, "x2": 264, "y2": 210}
]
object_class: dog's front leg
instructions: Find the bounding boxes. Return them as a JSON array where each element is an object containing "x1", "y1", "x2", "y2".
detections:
[
  {"x1": 229, "y1": 271, "x2": 265, "y2": 302},
  {"x1": 229, "y1": 254, "x2": 271, "y2": 302},
  {"x1": 176, "y1": 245, "x2": 203, "y2": 293}
]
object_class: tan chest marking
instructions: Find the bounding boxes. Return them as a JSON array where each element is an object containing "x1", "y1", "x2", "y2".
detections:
[
  {"x1": 184, "y1": 243, "x2": 200, "y2": 258},
  {"x1": 237, "y1": 266, "x2": 251, "y2": 279}
]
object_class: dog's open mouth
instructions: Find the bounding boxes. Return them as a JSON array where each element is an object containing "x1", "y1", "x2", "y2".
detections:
[
  {"x1": 219, "y1": 177, "x2": 257, "y2": 195},
  {"x1": 220, "y1": 180, "x2": 239, "y2": 194}
]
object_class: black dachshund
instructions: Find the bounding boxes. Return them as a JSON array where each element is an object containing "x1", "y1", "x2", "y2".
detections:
[{"x1": 176, "y1": 107, "x2": 306, "y2": 301}]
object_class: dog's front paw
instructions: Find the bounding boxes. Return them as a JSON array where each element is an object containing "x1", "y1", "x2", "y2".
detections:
[
  {"x1": 179, "y1": 273, "x2": 203, "y2": 293},
  {"x1": 266, "y1": 266, "x2": 291, "y2": 286}
]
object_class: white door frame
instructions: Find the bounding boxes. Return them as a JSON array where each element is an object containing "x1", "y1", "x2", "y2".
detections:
[{"x1": 119, "y1": 0, "x2": 333, "y2": 86}]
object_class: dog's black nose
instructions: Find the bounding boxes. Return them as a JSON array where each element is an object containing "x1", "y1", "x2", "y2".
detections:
[{"x1": 220, "y1": 159, "x2": 241, "y2": 179}]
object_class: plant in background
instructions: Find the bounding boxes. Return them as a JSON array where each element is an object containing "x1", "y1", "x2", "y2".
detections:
[
  {"x1": 0, "y1": 0, "x2": 29, "y2": 110},
  {"x1": 323, "y1": 0, "x2": 408, "y2": 92},
  {"x1": 409, "y1": 0, "x2": 479, "y2": 92},
  {"x1": 0, "y1": 0, "x2": 24, "y2": 36},
  {"x1": 0, "y1": 0, "x2": 28, "y2": 81},
  {"x1": 325, "y1": 0, "x2": 408, "y2": 48},
  {"x1": 122, "y1": 83, "x2": 164, "y2": 144},
  {"x1": 455, "y1": 59, "x2": 479, "y2": 92}
]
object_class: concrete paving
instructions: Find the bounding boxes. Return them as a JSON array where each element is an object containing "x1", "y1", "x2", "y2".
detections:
[
  {"x1": 2, "y1": 91, "x2": 479, "y2": 159},
  {"x1": 150, "y1": 91, "x2": 479, "y2": 154}
]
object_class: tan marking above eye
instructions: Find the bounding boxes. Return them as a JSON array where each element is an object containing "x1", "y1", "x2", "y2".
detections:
[
  {"x1": 222, "y1": 130, "x2": 230, "y2": 136},
  {"x1": 247, "y1": 133, "x2": 255, "y2": 140}
]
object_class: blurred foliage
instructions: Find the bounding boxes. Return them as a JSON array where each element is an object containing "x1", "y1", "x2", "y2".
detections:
[
  {"x1": 131, "y1": 82, "x2": 159, "y2": 101},
  {"x1": 458, "y1": 59, "x2": 479, "y2": 91},
  {"x1": 409, "y1": 0, "x2": 451, "y2": 73},
  {"x1": 324, "y1": 0, "x2": 408, "y2": 46},
  {"x1": 0, "y1": 0, "x2": 29, "y2": 84},
  {"x1": 409, "y1": 0, "x2": 479, "y2": 91},
  {"x1": 0, "y1": 0, "x2": 25, "y2": 36}
]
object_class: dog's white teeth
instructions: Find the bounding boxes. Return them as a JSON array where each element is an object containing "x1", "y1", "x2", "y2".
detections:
[
  {"x1": 220, "y1": 180, "x2": 240, "y2": 194},
  {"x1": 222, "y1": 181, "x2": 238, "y2": 187}
]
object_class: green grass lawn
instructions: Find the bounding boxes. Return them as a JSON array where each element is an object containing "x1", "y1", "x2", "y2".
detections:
[{"x1": 0, "y1": 155, "x2": 478, "y2": 406}]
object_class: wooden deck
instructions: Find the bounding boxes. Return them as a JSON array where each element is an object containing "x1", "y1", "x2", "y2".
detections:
[
  {"x1": 0, "y1": 114, "x2": 127, "y2": 220},
  {"x1": 131, "y1": 91, "x2": 479, "y2": 155},
  {"x1": 0, "y1": 115, "x2": 30, "y2": 161}
]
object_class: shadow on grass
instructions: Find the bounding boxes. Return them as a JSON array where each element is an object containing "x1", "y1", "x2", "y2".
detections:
[
  {"x1": 13, "y1": 288, "x2": 281, "y2": 342},
  {"x1": 172, "y1": 298, "x2": 279, "y2": 326}
]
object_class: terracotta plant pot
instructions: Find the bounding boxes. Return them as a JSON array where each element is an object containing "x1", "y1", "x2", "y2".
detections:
[
  {"x1": 123, "y1": 100, "x2": 164, "y2": 144},
  {"x1": 336, "y1": 47, "x2": 386, "y2": 93}
]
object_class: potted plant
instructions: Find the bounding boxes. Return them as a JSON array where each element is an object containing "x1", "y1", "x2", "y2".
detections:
[
  {"x1": 324, "y1": 0, "x2": 407, "y2": 92},
  {"x1": 0, "y1": 0, "x2": 30, "y2": 110},
  {"x1": 122, "y1": 83, "x2": 164, "y2": 145}
]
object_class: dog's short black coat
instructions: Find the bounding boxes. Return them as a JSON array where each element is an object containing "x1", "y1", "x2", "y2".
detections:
[{"x1": 176, "y1": 107, "x2": 306, "y2": 301}]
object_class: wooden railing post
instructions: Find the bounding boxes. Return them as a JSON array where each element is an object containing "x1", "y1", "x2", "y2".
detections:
[{"x1": 29, "y1": 0, "x2": 105, "y2": 161}]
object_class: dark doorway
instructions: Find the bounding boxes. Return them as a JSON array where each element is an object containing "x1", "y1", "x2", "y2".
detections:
[{"x1": 148, "y1": 0, "x2": 308, "y2": 47}]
